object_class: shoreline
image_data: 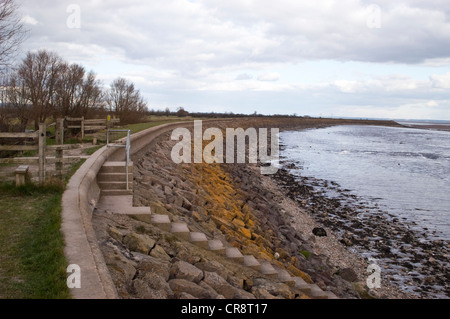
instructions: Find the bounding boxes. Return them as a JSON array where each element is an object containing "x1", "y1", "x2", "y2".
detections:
[
  {"x1": 92, "y1": 117, "x2": 447, "y2": 299},
  {"x1": 270, "y1": 162, "x2": 449, "y2": 299},
  {"x1": 272, "y1": 124, "x2": 449, "y2": 299}
]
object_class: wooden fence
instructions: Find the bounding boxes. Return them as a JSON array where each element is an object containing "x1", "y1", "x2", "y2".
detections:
[
  {"x1": 0, "y1": 124, "x2": 46, "y2": 183},
  {"x1": 65, "y1": 117, "x2": 120, "y2": 139},
  {"x1": 1, "y1": 117, "x2": 120, "y2": 183}
]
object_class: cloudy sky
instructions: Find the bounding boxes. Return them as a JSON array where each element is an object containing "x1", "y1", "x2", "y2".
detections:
[{"x1": 15, "y1": 0, "x2": 450, "y2": 120}]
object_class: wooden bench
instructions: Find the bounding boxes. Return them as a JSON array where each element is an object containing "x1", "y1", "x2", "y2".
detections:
[{"x1": 15, "y1": 165, "x2": 29, "y2": 186}]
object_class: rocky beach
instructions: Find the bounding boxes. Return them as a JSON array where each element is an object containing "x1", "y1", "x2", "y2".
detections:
[{"x1": 92, "y1": 117, "x2": 448, "y2": 299}]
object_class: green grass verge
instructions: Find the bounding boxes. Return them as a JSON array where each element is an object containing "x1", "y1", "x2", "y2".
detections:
[
  {"x1": 0, "y1": 159, "x2": 86, "y2": 299},
  {"x1": 0, "y1": 183, "x2": 71, "y2": 299}
]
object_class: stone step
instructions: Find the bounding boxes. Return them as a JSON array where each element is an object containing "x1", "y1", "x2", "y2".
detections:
[
  {"x1": 292, "y1": 277, "x2": 312, "y2": 295},
  {"x1": 99, "y1": 161, "x2": 133, "y2": 174},
  {"x1": 190, "y1": 232, "x2": 209, "y2": 249},
  {"x1": 97, "y1": 195, "x2": 150, "y2": 215},
  {"x1": 259, "y1": 262, "x2": 278, "y2": 279},
  {"x1": 309, "y1": 284, "x2": 329, "y2": 299},
  {"x1": 171, "y1": 222, "x2": 190, "y2": 241},
  {"x1": 243, "y1": 255, "x2": 261, "y2": 271},
  {"x1": 98, "y1": 181, "x2": 132, "y2": 190},
  {"x1": 208, "y1": 240, "x2": 225, "y2": 255},
  {"x1": 150, "y1": 214, "x2": 171, "y2": 232},
  {"x1": 325, "y1": 291, "x2": 339, "y2": 299},
  {"x1": 100, "y1": 189, "x2": 133, "y2": 196},
  {"x1": 277, "y1": 269, "x2": 296, "y2": 287},
  {"x1": 97, "y1": 172, "x2": 133, "y2": 182},
  {"x1": 225, "y1": 247, "x2": 244, "y2": 263}
]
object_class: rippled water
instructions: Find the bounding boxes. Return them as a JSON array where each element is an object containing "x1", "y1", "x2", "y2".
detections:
[{"x1": 280, "y1": 125, "x2": 450, "y2": 241}]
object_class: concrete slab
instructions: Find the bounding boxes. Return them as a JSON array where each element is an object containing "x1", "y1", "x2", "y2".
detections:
[
  {"x1": 171, "y1": 222, "x2": 190, "y2": 241},
  {"x1": 278, "y1": 269, "x2": 296, "y2": 287},
  {"x1": 151, "y1": 214, "x2": 171, "y2": 232},
  {"x1": 292, "y1": 277, "x2": 312, "y2": 295},
  {"x1": 208, "y1": 240, "x2": 225, "y2": 255},
  {"x1": 310, "y1": 284, "x2": 329, "y2": 299},
  {"x1": 260, "y1": 262, "x2": 278, "y2": 279},
  {"x1": 190, "y1": 232, "x2": 209, "y2": 249},
  {"x1": 226, "y1": 247, "x2": 244, "y2": 263},
  {"x1": 243, "y1": 255, "x2": 261, "y2": 271}
]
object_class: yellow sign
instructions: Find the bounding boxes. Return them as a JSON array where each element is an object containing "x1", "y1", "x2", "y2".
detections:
[{"x1": 107, "y1": 115, "x2": 111, "y2": 122}]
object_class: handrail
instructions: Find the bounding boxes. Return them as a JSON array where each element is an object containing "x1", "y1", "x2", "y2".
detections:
[{"x1": 106, "y1": 129, "x2": 131, "y2": 190}]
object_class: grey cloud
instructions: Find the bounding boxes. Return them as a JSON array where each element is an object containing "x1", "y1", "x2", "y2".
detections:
[{"x1": 235, "y1": 73, "x2": 252, "y2": 80}]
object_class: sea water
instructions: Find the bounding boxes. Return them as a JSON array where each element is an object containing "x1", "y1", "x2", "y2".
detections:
[{"x1": 280, "y1": 124, "x2": 450, "y2": 241}]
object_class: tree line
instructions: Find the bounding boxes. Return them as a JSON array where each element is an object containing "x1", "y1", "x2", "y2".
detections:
[{"x1": 0, "y1": 49, "x2": 148, "y2": 132}]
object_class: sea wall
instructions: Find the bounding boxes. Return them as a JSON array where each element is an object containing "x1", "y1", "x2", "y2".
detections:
[{"x1": 61, "y1": 121, "x2": 200, "y2": 299}]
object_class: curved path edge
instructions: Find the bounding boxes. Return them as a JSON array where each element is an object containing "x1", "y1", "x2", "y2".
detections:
[{"x1": 61, "y1": 120, "x2": 205, "y2": 299}]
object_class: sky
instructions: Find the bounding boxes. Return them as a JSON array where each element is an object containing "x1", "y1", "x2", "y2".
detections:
[{"x1": 14, "y1": 0, "x2": 450, "y2": 120}]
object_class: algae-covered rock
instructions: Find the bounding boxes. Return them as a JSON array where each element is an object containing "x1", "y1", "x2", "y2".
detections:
[{"x1": 123, "y1": 232, "x2": 155, "y2": 254}]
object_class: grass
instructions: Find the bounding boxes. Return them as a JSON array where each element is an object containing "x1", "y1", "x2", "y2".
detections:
[
  {"x1": 0, "y1": 117, "x2": 194, "y2": 298},
  {"x1": 0, "y1": 158, "x2": 86, "y2": 299},
  {"x1": 83, "y1": 145, "x2": 103, "y2": 156},
  {"x1": 0, "y1": 182, "x2": 71, "y2": 299}
]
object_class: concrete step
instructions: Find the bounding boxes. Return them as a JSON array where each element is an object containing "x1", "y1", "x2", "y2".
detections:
[
  {"x1": 309, "y1": 284, "x2": 329, "y2": 299},
  {"x1": 243, "y1": 255, "x2": 261, "y2": 271},
  {"x1": 325, "y1": 291, "x2": 339, "y2": 299},
  {"x1": 150, "y1": 214, "x2": 171, "y2": 232},
  {"x1": 97, "y1": 195, "x2": 150, "y2": 215},
  {"x1": 292, "y1": 277, "x2": 312, "y2": 295},
  {"x1": 98, "y1": 181, "x2": 132, "y2": 190},
  {"x1": 190, "y1": 232, "x2": 209, "y2": 249},
  {"x1": 171, "y1": 222, "x2": 190, "y2": 241},
  {"x1": 225, "y1": 247, "x2": 244, "y2": 263},
  {"x1": 208, "y1": 240, "x2": 225, "y2": 255},
  {"x1": 97, "y1": 172, "x2": 133, "y2": 182},
  {"x1": 278, "y1": 269, "x2": 296, "y2": 287},
  {"x1": 259, "y1": 262, "x2": 278, "y2": 279},
  {"x1": 99, "y1": 161, "x2": 133, "y2": 174},
  {"x1": 101, "y1": 189, "x2": 133, "y2": 196}
]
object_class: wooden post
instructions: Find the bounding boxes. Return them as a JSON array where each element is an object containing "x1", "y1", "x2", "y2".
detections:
[
  {"x1": 38, "y1": 123, "x2": 46, "y2": 183},
  {"x1": 55, "y1": 118, "x2": 64, "y2": 179},
  {"x1": 106, "y1": 115, "x2": 111, "y2": 142},
  {"x1": 56, "y1": 118, "x2": 64, "y2": 145},
  {"x1": 81, "y1": 116, "x2": 85, "y2": 140}
]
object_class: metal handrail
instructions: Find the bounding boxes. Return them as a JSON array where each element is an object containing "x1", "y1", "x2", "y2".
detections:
[{"x1": 107, "y1": 129, "x2": 131, "y2": 190}]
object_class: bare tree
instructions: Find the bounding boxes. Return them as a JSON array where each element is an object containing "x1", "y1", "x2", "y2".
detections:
[
  {"x1": 0, "y1": 70, "x2": 31, "y2": 131},
  {"x1": 18, "y1": 50, "x2": 63, "y2": 129},
  {"x1": 53, "y1": 63, "x2": 104, "y2": 118},
  {"x1": 78, "y1": 71, "x2": 104, "y2": 117},
  {"x1": 0, "y1": 0, "x2": 26, "y2": 70},
  {"x1": 106, "y1": 77, "x2": 147, "y2": 123}
]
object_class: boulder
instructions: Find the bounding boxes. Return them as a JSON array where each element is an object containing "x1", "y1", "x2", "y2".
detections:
[
  {"x1": 251, "y1": 287, "x2": 281, "y2": 299},
  {"x1": 195, "y1": 260, "x2": 229, "y2": 280},
  {"x1": 170, "y1": 261, "x2": 204, "y2": 283},
  {"x1": 108, "y1": 226, "x2": 124, "y2": 242},
  {"x1": 135, "y1": 255, "x2": 170, "y2": 281},
  {"x1": 150, "y1": 244, "x2": 171, "y2": 261},
  {"x1": 169, "y1": 279, "x2": 214, "y2": 299},
  {"x1": 133, "y1": 279, "x2": 169, "y2": 299},
  {"x1": 140, "y1": 273, "x2": 173, "y2": 298},
  {"x1": 123, "y1": 232, "x2": 155, "y2": 254},
  {"x1": 252, "y1": 278, "x2": 294, "y2": 299},
  {"x1": 312, "y1": 227, "x2": 327, "y2": 237},
  {"x1": 202, "y1": 271, "x2": 237, "y2": 299},
  {"x1": 337, "y1": 268, "x2": 358, "y2": 282}
]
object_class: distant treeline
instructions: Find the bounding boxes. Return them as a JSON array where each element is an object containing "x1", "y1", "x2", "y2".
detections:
[
  {"x1": 147, "y1": 106, "x2": 308, "y2": 119},
  {"x1": 0, "y1": 49, "x2": 148, "y2": 132}
]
